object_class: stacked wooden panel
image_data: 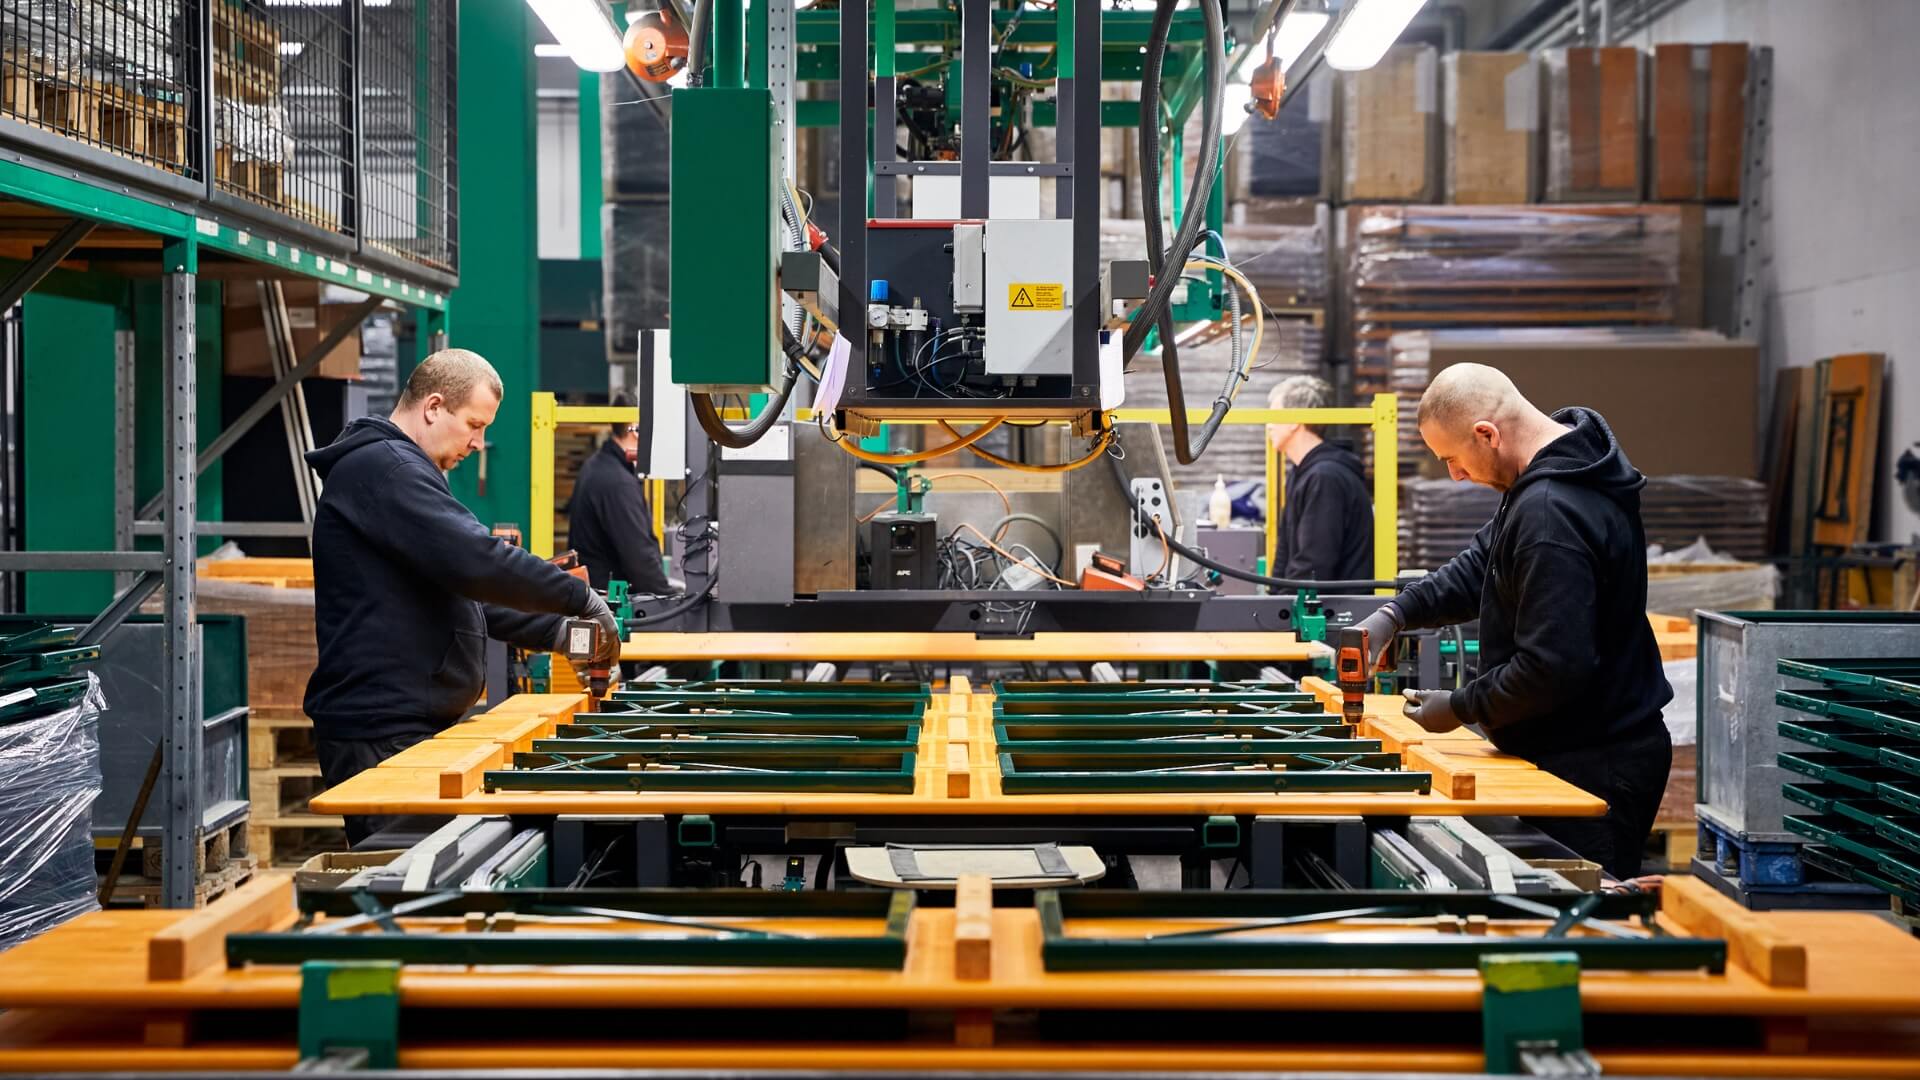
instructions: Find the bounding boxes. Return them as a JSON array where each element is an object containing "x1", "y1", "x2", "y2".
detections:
[
  {"x1": 1335, "y1": 45, "x2": 1439, "y2": 203},
  {"x1": 1648, "y1": 43, "x2": 1748, "y2": 202},
  {"x1": 1443, "y1": 52, "x2": 1539, "y2": 204},
  {"x1": 1544, "y1": 46, "x2": 1645, "y2": 202}
]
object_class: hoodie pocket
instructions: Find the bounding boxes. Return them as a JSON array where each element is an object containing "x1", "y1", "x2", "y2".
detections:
[{"x1": 426, "y1": 610, "x2": 487, "y2": 719}]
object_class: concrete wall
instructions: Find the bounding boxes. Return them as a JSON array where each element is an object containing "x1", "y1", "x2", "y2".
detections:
[{"x1": 1624, "y1": 0, "x2": 1920, "y2": 542}]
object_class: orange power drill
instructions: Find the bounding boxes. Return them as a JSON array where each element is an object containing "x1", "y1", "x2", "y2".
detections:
[{"x1": 1335, "y1": 626, "x2": 1372, "y2": 724}]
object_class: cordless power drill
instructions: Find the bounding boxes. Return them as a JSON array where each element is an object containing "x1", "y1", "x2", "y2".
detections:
[
  {"x1": 1334, "y1": 626, "x2": 1372, "y2": 725},
  {"x1": 561, "y1": 614, "x2": 614, "y2": 703}
]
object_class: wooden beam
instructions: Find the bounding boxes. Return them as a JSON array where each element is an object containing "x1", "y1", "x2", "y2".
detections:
[
  {"x1": 439, "y1": 742, "x2": 508, "y2": 799},
  {"x1": 953, "y1": 872, "x2": 993, "y2": 981},
  {"x1": 1407, "y1": 744, "x2": 1476, "y2": 801},
  {"x1": 946, "y1": 742, "x2": 972, "y2": 798},
  {"x1": 1660, "y1": 875, "x2": 1808, "y2": 988},
  {"x1": 147, "y1": 874, "x2": 296, "y2": 981}
]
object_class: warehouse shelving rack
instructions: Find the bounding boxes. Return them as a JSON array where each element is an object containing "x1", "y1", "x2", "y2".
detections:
[{"x1": 0, "y1": 0, "x2": 458, "y2": 907}]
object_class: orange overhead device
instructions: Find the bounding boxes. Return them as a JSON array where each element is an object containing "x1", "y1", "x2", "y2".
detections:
[
  {"x1": 623, "y1": 9, "x2": 689, "y2": 83},
  {"x1": 1249, "y1": 27, "x2": 1286, "y2": 121}
]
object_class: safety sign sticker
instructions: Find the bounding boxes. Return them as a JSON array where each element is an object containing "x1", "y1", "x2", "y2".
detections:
[{"x1": 1008, "y1": 283, "x2": 1065, "y2": 311}]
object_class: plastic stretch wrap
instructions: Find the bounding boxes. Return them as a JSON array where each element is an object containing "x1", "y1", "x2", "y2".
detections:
[
  {"x1": 2, "y1": 0, "x2": 81, "y2": 73},
  {"x1": 217, "y1": 98, "x2": 291, "y2": 164},
  {"x1": 1647, "y1": 536, "x2": 1778, "y2": 616},
  {"x1": 79, "y1": 0, "x2": 179, "y2": 84},
  {"x1": 0, "y1": 672, "x2": 104, "y2": 952},
  {"x1": 602, "y1": 199, "x2": 670, "y2": 365},
  {"x1": 1543, "y1": 47, "x2": 1644, "y2": 202},
  {"x1": 1247, "y1": 67, "x2": 1329, "y2": 199},
  {"x1": 1348, "y1": 207, "x2": 1686, "y2": 460}
]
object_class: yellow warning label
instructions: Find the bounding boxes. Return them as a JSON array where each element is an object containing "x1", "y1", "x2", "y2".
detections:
[{"x1": 1008, "y1": 283, "x2": 1065, "y2": 311}]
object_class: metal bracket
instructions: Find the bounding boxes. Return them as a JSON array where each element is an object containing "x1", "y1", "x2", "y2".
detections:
[
  {"x1": 1480, "y1": 952, "x2": 1596, "y2": 1076},
  {"x1": 297, "y1": 960, "x2": 400, "y2": 1070}
]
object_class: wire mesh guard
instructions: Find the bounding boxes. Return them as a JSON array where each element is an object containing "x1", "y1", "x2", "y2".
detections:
[
  {"x1": 1, "y1": 0, "x2": 200, "y2": 174},
  {"x1": 0, "y1": 0, "x2": 457, "y2": 274}
]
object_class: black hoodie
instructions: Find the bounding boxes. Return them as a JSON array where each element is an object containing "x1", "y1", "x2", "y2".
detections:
[
  {"x1": 1275, "y1": 440, "x2": 1375, "y2": 583},
  {"x1": 568, "y1": 438, "x2": 671, "y2": 594},
  {"x1": 302, "y1": 417, "x2": 592, "y2": 740},
  {"x1": 1390, "y1": 407, "x2": 1672, "y2": 758}
]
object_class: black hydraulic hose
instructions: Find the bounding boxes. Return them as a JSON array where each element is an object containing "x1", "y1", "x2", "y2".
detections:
[
  {"x1": 1128, "y1": 0, "x2": 1228, "y2": 464},
  {"x1": 627, "y1": 576, "x2": 716, "y2": 627},
  {"x1": 686, "y1": 0, "x2": 713, "y2": 86},
  {"x1": 816, "y1": 237, "x2": 841, "y2": 276},
  {"x1": 690, "y1": 324, "x2": 807, "y2": 449},
  {"x1": 858, "y1": 461, "x2": 901, "y2": 482}
]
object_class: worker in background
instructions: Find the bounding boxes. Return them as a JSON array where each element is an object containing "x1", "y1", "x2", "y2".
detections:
[
  {"x1": 567, "y1": 393, "x2": 671, "y2": 596},
  {"x1": 1350, "y1": 364, "x2": 1672, "y2": 879},
  {"x1": 1267, "y1": 375, "x2": 1373, "y2": 582},
  {"x1": 303, "y1": 348, "x2": 621, "y2": 845}
]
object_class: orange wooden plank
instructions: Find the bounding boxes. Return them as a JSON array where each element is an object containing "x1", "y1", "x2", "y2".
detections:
[
  {"x1": 953, "y1": 874, "x2": 993, "y2": 981},
  {"x1": 1407, "y1": 744, "x2": 1475, "y2": 801},
  {"x1": 1661, "y1": 876, "x2": 1808, "y2": 989},
  {"x1": 438, "y1": 742, "x2": 507, "y2": 799},
  {"x1": 1651, "y1": 44, "x2": 1698, "y2": 199},
  {"x1": 1703, "y1": 43, "x2": 1748, "y2": 200},
  {"x1": 1597, "y1": 46, "x2": 1644, "y2": 193},
  {"x1": 146, "y1": 875, "x2": 295, "y2": 981}
]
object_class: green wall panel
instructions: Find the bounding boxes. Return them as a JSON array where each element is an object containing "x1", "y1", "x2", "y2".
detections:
[
  {"x1": 444, "y1": 0, "x2": 538, "y2": 528},
  {"x1": 23, "y1": 283, "x2": 125, "y2": 614}
]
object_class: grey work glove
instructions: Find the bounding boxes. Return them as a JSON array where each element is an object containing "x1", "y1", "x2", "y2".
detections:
[
  {"x1": 581, "y1": 590, "x2": 623, "y2": 663},
  {"x1": 1353, "y1": 604, "x2": 1404, "y2": 673},
  {"x1": 1403, "y1": 689, "x2": 1463, "y2": 734}
]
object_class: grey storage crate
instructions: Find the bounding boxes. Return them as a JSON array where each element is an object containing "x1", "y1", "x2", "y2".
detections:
[{"x1": 1698, "y1": 610, "x2": 1920, "y2": 842}]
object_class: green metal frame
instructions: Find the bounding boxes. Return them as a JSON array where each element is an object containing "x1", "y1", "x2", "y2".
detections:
[
  {"x1": 1480, "y1": 953, "x2": 1587, "y2": 1076},
  {"x1": 0, "y1": 161, "x2": 450, "y2": 309},
  {"x1": 1032, "y1": 890, "x2": 1726, "y2": 974},
  {"x1": 234, "y1": 889, "x2": 915, "y2": 970},
  {"x1": 1800, "y1": 842, "x2": 1920, "y2": 907},
  {"x1": 298, "y1": 961, "x2": 400, "y2": 1070},
  {"x1": 486, "y1": 747, "x2": 919, "y2": 794},
  {"x1": 1779, "y1": 658, "x2": 1920, "y2": 707},
  {"x1": 556, "y1": 718, "x2": 922, "y2": 739},
  {"x1": 993, "y1": 717, "x2": 1354, "y2": 739},
  {"x1": 530, "y1": 734, "x2": 921, "y2": 755},
  {"x1": 1785, "y1": 813, "x2": 1920, "y2": 890},
  {"x1": 998, "y1": 751, "x2": 1430, "y2": 796},
  {"x1": 992, "y1": 725, "x2": 1381, "y2": 757},
  {"x1": 1779, "y1": 718, "x2": 1920, "y2": 778}
]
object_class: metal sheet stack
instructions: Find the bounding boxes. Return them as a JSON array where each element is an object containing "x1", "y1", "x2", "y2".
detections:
[{"x1": 1400, "y1": 475, "x2": 1768, "y2": 571}]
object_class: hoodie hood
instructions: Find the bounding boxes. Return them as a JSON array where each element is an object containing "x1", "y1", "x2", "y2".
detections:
[
  {"x1": 306, "y1": 417, "x2": 422, "y2": 480},
  {"x1": 1510, "y1": 406, "x2": 1645, "y2": 504},
  {"x1": 1296, "y1": 440, "x2": 1367, "y2": 482}
]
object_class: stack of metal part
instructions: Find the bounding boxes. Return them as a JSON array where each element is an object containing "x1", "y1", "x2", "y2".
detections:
[
  {"x1": 990, "y1": 681, "x2": 1431, "y2": 795},
  {"x1": 487, "y1": 681, "x2": 933, "y2": 795},
  {"x1": 1774, "y1": 657, "x2": 1920, "y2": 905},
  {"x1": 0, "y1": 624, "x2": 103, "y2": 950}
]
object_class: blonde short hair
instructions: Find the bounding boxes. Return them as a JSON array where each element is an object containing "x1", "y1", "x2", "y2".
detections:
[{"x1": 399, "y1": 348, "x2": 504, "y2": 410}]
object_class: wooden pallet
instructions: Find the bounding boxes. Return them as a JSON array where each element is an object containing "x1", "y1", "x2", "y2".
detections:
[
  {"x1": 1, "y1": 54, "x2": 187, "y2": 167},
  {"x1": 214, "y1": 147, "x2": 283, "y2": 205},
  {"x1": 101, "y1": 855, "x2": 259, "y2": 910},
  {"x1": 246, "y1": 819, "x2": 347, "y2": 868},
  {"x1": 249, "y1": 763, "x2": 329, "y2": 823},
  {"x1": 125, "y1": 817, "x2": 251, "y2": 881},
  {"x1": 247, "y1": 713, "x2": 317, "y2": 770}
]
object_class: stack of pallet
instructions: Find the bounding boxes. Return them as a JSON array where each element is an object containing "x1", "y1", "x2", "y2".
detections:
[
  {"x1": 211, "y1": 3, "x2": 288, "y2": 207},
  {"x1": 190, "y1": 558, "x2": 343, "y2": 868},
  {"x1": 0, "y1": 0, "x2": 187, "y2": 172},
  {"x1": 1347, "y1": 203, "x2": 1692, "y2": 445}
]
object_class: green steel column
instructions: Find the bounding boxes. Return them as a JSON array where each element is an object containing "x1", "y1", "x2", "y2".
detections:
[
  {"x1": 748, "y1": 0, "x2": 768, "y2": 88},
  {"x1": 579, "y1": 69, "x2": 603, "y2": 260},
  {"x1": 714, "y1": 0, "x2": 745, "y2": 88},
  {"x1": 445, "y1": 0, "x2": 538, "y2": 524}
]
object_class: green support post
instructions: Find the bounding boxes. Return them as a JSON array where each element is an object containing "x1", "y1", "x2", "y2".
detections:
[
  {"x1": 713, "y1": 0, "x2": 745, "y2": 89},
  {"x1": 578, "y1": 69, "x2": 603, "y2": 260},
  {"x1": 446, "y1": 5, "x2": 537, "y2": 524},
  {"x1": 298, "y1": 960, "x2": 400, "y2": 1069},
  {"x1": 1480, "y1": 952, "x2": 1591, "y2": 1075}
]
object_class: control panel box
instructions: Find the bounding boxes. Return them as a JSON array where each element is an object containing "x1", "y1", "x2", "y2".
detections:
[{"x1": 984, "y1": 218, "x2": 1075, "y2": 377}]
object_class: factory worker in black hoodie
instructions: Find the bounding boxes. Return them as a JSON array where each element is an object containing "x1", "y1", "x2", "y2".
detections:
[
  {"x1": 1350, "y1": 364, "x2": 1672, "y2": 878},
  {"x1": 303, "y1": 348, "x2": 622, "y2": 844},
  {"x1": 1267, "y1": 375, "x2": 1374, "y2": 583}
]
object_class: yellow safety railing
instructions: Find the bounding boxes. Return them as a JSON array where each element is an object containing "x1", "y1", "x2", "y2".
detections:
[
  {"x1": 530, "y1": 391, "x2": 1399, "y2": 582},
  {"x1": 528, "y1": 392, "x2": 663, "y2": 559}
]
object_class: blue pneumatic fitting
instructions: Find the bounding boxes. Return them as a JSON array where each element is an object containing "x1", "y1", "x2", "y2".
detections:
[{"x1": 870, "y1": 279, "x2": 891, "y2": 303}]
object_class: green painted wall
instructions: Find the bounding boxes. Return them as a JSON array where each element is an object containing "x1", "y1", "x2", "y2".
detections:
[
  {"x1": 23, "y1": 276, "x2": 126, "y2": 614},
  {"x1": 22, "y1": 274, "x2": 224, "y2": 614},
  {"x1": 443, "y1": 1, "x2": 539, "y2": 528}
]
